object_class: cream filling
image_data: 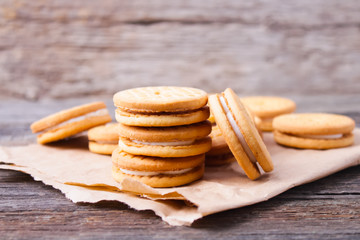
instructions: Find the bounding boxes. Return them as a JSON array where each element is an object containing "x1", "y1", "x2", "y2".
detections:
[
  {"x1": 120, "y1": 167, "x2": 194, "y2": 176},
  {"x1": 130, "y1": 139, "x2": 195, "y2": 146},
  {"x1": 42, "y1": 109, "x2": 110, "y2": 132},
  {"x1": 219, "y1": 96, "x2": 258, "y2": 164},
  {"x1": 294, "y1": 134, "x2": 343, "y2": 139}
]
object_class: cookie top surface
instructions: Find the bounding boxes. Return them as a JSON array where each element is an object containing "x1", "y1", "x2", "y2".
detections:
[
  {"x1": 241, "y1": 96, "x2": 296, "y2": 118},
  {"x1": 273, "y1": 113, "x2": 355, "y2": 135},
  {"x1": 88, "y1": 123, "x2": 119, "y2": 141},
  {"x1": 117, "y1": 121, "x2": 211, "y2": 142},
  {"x1": 31, "y1": 101, "x2": 108, "y2": 133},
  {"x1": 113, "y1": 86, "x2": 208, "y2": 112},
  {"x1": 209, "y1": 88, "x2": 273, "y2": 179}
]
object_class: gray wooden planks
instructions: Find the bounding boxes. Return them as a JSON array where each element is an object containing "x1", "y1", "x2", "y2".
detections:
[
  {"x1": 1, "y1": 0, "x2": 360, "y2": 100},
  {"x1": 1, "y1": 168, "x2": 359, "y2": 239}
]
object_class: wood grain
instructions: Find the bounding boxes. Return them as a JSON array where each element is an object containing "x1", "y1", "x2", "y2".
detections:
[
  {"x1": 1, "y1": 0, "x2": 360, "y2": 100},
  {"x1": 1, "y1": 0, "x2": 360, "y2": 237},
  {"x1": 1, "y1": 168, "x2": 359, "y2": 239},
  {"x1": 0, "y1": 100, "x2": 359, "y2": 238}
]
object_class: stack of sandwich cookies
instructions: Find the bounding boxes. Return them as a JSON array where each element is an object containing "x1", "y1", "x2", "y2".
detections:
[
  {"x1": 30, "y1": 102, "x2": 112, "y2": 144},
  {"x1": 241, "y1": 96, "x2": 296, "y2": 132},
  {"x1": 112, "y1": 86, "x2": 212, "y2": 188},
  {"x1": 206, "y1": 125, "x2": 235, "y2": 166},
  {"x1": 273, "y1": 113, "x2": 355, "y2": 149},
  {"x1": 88, "y1": 123, "x2": 119, "y2": 155},
  {"x1": 209, "y1": 88, "x2": 273, "y2": 180}
]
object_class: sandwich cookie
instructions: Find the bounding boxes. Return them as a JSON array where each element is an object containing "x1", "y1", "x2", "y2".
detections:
[
  {"x1": 112, "y1": 148, "x2": 205, "y2": 188},
  {"x1": 210, "y1": 101, "x2": 263, "y2": 138},
  {"x1": 206, "y1": 125, "x2": 235, "y2": 166},
  {"x1": 117, "y1": 121, "x2": 212, "y2": 157},
  {"x1": 31, "y1": 102, "x2": 112, "y2": 144},
  {"x1": 88, "y1": 123, "x2": 119, "y2": 155},
  {"x1": 273, "y1": 113, "x2": 355, "y2": 149},
  {"x1": 209, "y1": 88, "x2": 273, "y2": 180},
  {"x1": 241, "y1": 96, "x2": 296, "y2": 131},
  {"x1": 244, "y1": 105, "x2": 263, "y2": 139},
  {"x1": 113, "y1": 86, "x2": 209, "y2": 127}
]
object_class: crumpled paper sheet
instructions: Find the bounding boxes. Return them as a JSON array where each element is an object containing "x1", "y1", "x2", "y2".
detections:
[
  {"x1": 0, "y1": 164, "x2": 200, "y2": 226},
  {"x1": 1, "y1": 129, "x2": 360, "y2": 226}
]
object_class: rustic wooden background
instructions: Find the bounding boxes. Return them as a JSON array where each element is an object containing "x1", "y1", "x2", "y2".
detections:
[
  {"x1": 1, "y1": 0, "x2": 360, "y2": 101},
  {"x1": 1, "y1": 1, "x2": 360, "y2": 238}
]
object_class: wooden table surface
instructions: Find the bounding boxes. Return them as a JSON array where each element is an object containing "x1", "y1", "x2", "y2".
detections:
[
  {"x1": 1, "y1": 0, "x2": 360, "y2": 238},
  {"x1": 0, "y1": 99, "x2": 359, "y2": 239}
]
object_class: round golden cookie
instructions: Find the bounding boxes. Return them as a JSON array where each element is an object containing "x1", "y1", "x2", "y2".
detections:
[
  {"x1": 118, "y1": 136, "x2": 212, "y2": 158},
  {"x1": 254, "y1": 117, "x2": 273, "y2": 132},
  {"x1": 240, "y1": 96, "x2": 296, "y2": 118},
  {"x1": 31, "y1": 102, "x2": 108, "y2": 133},
  {"x1": 88, "y1": 123, "x2": 119, "y2": 141},
  {"x1": 117, "y1": 121, "x2": 211, "y2": 142},
  {"x1": 115, "y1": 106, "x2": 210, "y2": 127},
  {"x1": 37, "y1": 115, "x2": 111, "y2": 145},
  {"x1": 31, "y1": 102, "x2": 112, "y2": 144},
  {"x1": 273, "y1": 113, "x2": 355, "y2": 149},
  {"x1": 113, "y1": 148, "x2": 204, "y2": 171},
  {"x1": 112, "y1": 166, "x2": 204, "y2": 188},
  {"x1": 273, "y1": 113, "x2": 355, "y2": 135},
  {"x1": 112, "y1": 148, "x2": 204, "y2": 187},
  {"x1": 88, "y1": 123, "x2": 119, "y2": 155},
  {"x1": 273, "y1": 131, "x2": 354, "y2": 150},
  {"x1": 89, "y1": 142, "x2": 118, "y2": 155},
  {"x1": 241, "y1": 96, "x2": 296, "y2": 131},
  {"x1": 208, "y1": 89, "x2": 273, "y2": 180},
  {"x1": 113, "y1": 86, "x2": 208, "y2": 112},
  {"x1": 205, "y1": 125, "x2": 235, "y2": 166}
]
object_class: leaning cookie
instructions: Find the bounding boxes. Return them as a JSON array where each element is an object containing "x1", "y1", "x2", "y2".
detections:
[
  {"x1": 273, "y1": 113, "x2": 355, "y2": 149},
  {"x1": 205, "y1": 125, "x2": 235, "y2": 166},
  {"x1": 209, "y1": 88, "x2": 273, "y2": 180},
  {"x1": 241, "y1": 96, "x2": 296, "y2": 131},
  {"x1": 30, "y1": 102, "x2": 112, "y2": 144},
  {"x1": 117, "y1": 121, "x2": 212, "y2": 157},
  {"x1": 112, "y1": 148, "x2": 205, "y2": 188},
  {"x1": 88, "y1": 123, "x2": 119, "y2": 155},
  {"x1": 206, "y1": 103, "x2": 259, "y2": 165}
]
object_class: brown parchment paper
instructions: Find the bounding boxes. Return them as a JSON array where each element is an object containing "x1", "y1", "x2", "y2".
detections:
[{"x1": 1, "y1": 129, "x2": 360, "y2": 226}]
